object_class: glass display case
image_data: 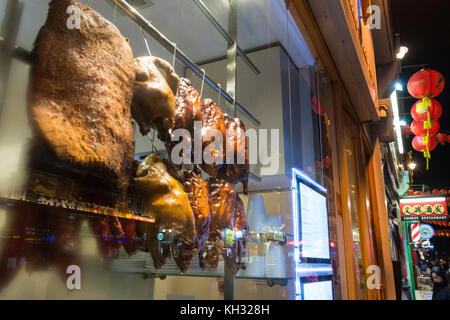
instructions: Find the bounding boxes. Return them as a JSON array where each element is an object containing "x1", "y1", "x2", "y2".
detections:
[{"x1": 0, "y1": 0, "x2": 335, "y2": 300}]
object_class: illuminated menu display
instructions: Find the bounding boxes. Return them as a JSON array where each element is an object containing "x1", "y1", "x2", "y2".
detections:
[
  {"x1": 303, "y1": 280, "x2": 333, "y2": 300},
  {"x1": 299, "y1": 182, "x2": 330, "y2": 260}
]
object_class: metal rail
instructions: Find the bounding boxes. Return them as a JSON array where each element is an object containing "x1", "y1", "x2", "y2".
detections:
[
  {"x1": 112, "y1": 0, "x2": 261, "y2": 127},
  {"x1": 192, "y1": 0, "x2": 260, "y2": 75}
]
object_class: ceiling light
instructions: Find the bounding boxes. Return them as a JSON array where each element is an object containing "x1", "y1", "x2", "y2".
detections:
[
  {"x1": 395, "y1": 82, "x2": 403, "y2": 91},
  {"x1": 408, "y1": 163, "x2": 417, "y2": 170},
  {"x1": 396, "y1": 46, "x2": 409, "y2": 60}
]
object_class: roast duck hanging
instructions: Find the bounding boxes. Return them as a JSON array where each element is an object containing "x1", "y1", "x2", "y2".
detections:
[{"x1": 26, "y1": 0, "x2": 250, "y2": 274}]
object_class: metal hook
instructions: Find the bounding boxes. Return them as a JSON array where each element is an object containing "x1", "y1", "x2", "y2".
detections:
[
  {"x1": 112, "y1": 4, "x2": 117, "y2": 23},
  {"x1": 199, "y1": 68, "x2": 206, "y2": 99},
  {"x1": 141, "y1": 27, "x2": 152, "y2": 56},
  {"x1": 217, "y1": 83, "x2": 222, "y2": 107},
  {"x1": 172, "y1": 42, "x2": 177, "y2": 69}
]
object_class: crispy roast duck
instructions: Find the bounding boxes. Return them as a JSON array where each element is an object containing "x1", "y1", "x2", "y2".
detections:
[
  {"x1": 28, "y1": 0, "x2": 135, "y2": 191},
  {"x1": 198, "y1": 178, "x2": 236, "y2": 270},
  {"x1": 134, "y1": 154, "x2": 196, "y2": 273},
  {"x1": 218, "y1": 114, "x2": 250, "y2": 193},
  {"x1": 131, "y1": 56, "x2": 179, "y2": 140}
]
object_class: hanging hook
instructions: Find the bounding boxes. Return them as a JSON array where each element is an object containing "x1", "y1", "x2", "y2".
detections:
[
  {"x1": 217, "y1": 83, "x2": 222, "y2": 107},
  {"x1": 172, "y1": 42, "x2": 177, "y2": 69},
  {"x1": 141, "y1": 27, "x2": 152, "y2": 56},
  {"x1": 112, "y1": 3, "x2": 117, "y2": 23},
  {"x1": 199, "y1": 68, "x2": 206, "y2": 99}
]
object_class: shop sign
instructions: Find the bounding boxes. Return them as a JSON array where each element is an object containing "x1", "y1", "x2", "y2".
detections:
[
  {"x1": 400, "y1": 197, "x2": 448, "y2": 221},
  {"x1": 419, "y1": 224, "x2": 434, "y2": 240}
]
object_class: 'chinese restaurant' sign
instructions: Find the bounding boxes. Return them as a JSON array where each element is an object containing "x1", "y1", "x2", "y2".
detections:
[{"x1": 400, "y1": 197, "x2": 448, "y2": 221}]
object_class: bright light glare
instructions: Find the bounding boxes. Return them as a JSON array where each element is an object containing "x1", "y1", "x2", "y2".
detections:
[
  {"x1": 399, "y1": 120, "x2": 407, "y2": 126},
  {"x1": 390, "y1": 90, "x2": 404, "y2": 154},
  {"x1": 396, "y1": 46, "x2": 409, "y2": 59},
  {"x1": 396, "y1": 82, "x2": 403, "y2": 91},
  {"x1": 408, "y1": 162, "x2": 417, "y2": 170}
]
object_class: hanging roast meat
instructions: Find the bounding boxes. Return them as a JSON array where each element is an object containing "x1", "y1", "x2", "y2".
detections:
[
  {"x1": 0, "y1": 204, "x2": 82, "y2": 292},
  {"x1": 134, "y1": 154, "x2": 196, "y2": 273},
  {"x1": 165, "y1": 78, "x2": 203, "y2": 159},
  {"x1": 208, "y1": 178, "x2": 236, "y2": 235},
  {"x1": 222, "y1": 195, "x2": 249, "y2": 275},
  {"x1": 198, "y1": 178, "x2": 236, "y2": 270},
  {"x1": 131, "y1": 56, "x2": 180, "y2": 140},
  {"x1": 199, "y1": 99, "x2": 226, "y2": 177},
  {"x1": 180, "y1": 170, "x2": 210, "y2": 252},
  {"x1": 88, "y1": 215, "x2": 124, "y2": 259},
  {"x1": 218, "y1": 114, "x2": 249, "y2": 193},
  {"x1": 28, "y1": 0, "x2": 135, "y2": 191},
  {"x1": 120, "y1": 219, "x2": 139, "y2": 257}
]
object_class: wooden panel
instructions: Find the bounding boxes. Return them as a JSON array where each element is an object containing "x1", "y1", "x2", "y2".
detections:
[
  {"x1": 366, "y1": 139, "x2": 397, "y2": 299},
  {"x1": 333, "y1": 83, "x2": 358, "y2": 300}
]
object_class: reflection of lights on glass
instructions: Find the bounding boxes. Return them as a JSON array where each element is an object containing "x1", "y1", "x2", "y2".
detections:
[
  {"x1": 395, "y1": 82, "x2": 403, "y2": 91},
  {"x1": 399, "y1": 120, "x2": 407, "y2": 126},
  {"x1": 408, "y1": 163, "x2": 417, "y2": 170},
  {"x1": 396, "y1": 46, "x2": 409, "y2": 60},
  {"x1": 330, "y1": 241, "x2": 335, "y2": 248}
]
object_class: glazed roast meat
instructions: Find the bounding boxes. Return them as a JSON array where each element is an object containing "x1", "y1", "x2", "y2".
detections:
[
  {"x1": 134, "y1": 154, "x2": 196, "y2": 273},
  {"x1": 207, "y1": 178, "x2": 236, "y2": 236},
  {"x1": 218, "y1": 114, "x2": 249, "y2": 193},
  {"x1": 180, "y1": 170, "x2": 211, "y2": 252},
  {"x1": 165, "y1": 78, "x2": 203, "y2": 159},
  {"x1": 200, "y1": 99, "x2": 226, "y2": 177},
  {"x1": 28, "y1": 0, "x2": 135, "y2": 191},
  {"x1": 198, "y1": 178, "x2": 236, "y2": 270},
  {"x1": 223, "y1": 195, "x2": 249, "y2": 275},
  {"x1": 131, "y1": 56, "x2": 179, "y2": 140}
]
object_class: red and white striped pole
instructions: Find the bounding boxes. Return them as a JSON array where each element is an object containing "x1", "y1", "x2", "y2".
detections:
[{"x1": 411, "y1": 223, "x2": 421, "y2": 243}]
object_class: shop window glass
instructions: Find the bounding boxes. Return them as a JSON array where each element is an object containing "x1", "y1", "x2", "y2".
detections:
[{"x1": 0, "y1": 0, "x2": 334, "y2": 300}]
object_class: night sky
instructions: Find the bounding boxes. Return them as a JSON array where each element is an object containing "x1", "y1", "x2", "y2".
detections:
[{"x1": 391, "y1": 0, "x2": 450, "y2": 190}]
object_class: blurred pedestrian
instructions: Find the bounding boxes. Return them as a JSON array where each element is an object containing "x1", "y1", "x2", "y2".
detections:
[{"x1": 431, "y1": 266, "x2": 450, "y2": 300}]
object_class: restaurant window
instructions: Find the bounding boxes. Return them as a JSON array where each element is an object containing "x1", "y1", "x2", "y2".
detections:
[{"x1": 0, "y1": 0, "x2": 335, "y2": 300}]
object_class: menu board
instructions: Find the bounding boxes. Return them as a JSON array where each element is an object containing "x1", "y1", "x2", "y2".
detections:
[
  {"x1": 299, "y1": 182, "x2": 330, "y2": 260},
  {"x1": 303, "y1": 280, "x2": 333, "y2": 300}
]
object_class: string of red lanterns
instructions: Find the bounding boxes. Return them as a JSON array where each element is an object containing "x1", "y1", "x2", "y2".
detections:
[{"x1": 407, "y1": 69, "x2": 446, "y2": 170}]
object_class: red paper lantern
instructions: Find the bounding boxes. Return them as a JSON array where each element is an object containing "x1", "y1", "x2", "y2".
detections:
[
  {"x1": 432, "y1": 189, "x2": 441, "y2": 194},
  {"x1": 423, "y1": 190, "x2": 431, "y2": 195},
  {"x1": 413, "y1": 191, "x2": 421, "y2": 195},
  {"x1": 407, "y1": 69, "x2": 445, "y2": 99},
  {"x1": 411, "y1": 120, "x2": 440, "y2": 136},
  {"x1": 439, "y1": 189, "x2": 447, "y2": 194},
  {"x1": 411, "y1": 99, "x2": 442, "y2": 121},
  {"x1": 412, "y1": 135, "x2": 437, "y2": 152},
  {"x1": 436, "y1": 133, "x2": 448, "y2": 145},
  {"x1": 407, "y1": 189, "x2": 414, "y2": 195},
  {"x1": 447, "y1": 135, "x2": 450, "y2": 144}
]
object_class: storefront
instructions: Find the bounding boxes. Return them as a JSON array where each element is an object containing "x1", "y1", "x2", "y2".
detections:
[
  {"x1": 0, "y1": 0, "x2": 398, "y2": 300},
  {"x1": 399, "y1": 194, "x2": 450, "y2": 300}
]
